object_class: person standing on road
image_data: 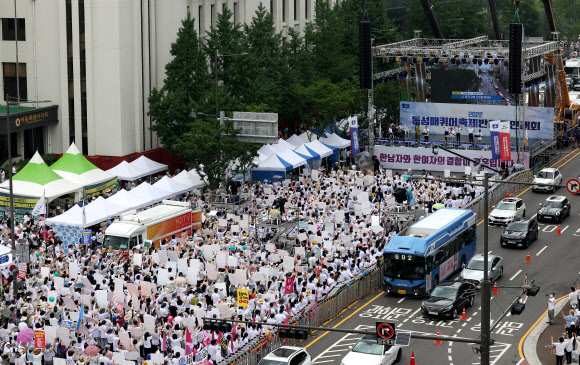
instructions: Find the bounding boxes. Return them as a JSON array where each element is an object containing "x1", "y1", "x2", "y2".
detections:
[
  {"x1": 552, "y1": 335, "x2": 570, "y2": 365},
  {"x1": 548, "y1": 293, "x2": 556, "y2": 325},
  {"x1": 565, "y1": 333, "x2": 576, "y2": 364}
]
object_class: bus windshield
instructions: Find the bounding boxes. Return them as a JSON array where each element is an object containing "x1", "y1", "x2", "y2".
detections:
[
  {"x1": 384, "y1": 253, "x2": 425, "y2": 281},
  {"x1": 103, "y1": 235, "x2": 129, "y2": 250}
]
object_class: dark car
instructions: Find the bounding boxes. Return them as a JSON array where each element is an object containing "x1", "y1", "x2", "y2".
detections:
[
  {"x1": 421, "y1": 281, "x2": 475, "y2": 319},
  {"x1": 537, "y1": 196, "x2": 571, "y2": 223},
  {"x1": 500, "y1": 218, "x2": 539, "y2": 248}
]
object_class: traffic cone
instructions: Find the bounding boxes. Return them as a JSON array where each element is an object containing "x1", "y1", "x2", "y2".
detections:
[
  {"x1": 506, "y1": 190, "x2": 510, "y2": 198},
  {"x1": 460, "y1": 308, "x2": 467, "y2": 321},
  {"x1": 409, "y1": 352, "x2": 416, "y2": 365},
  {"x1": 492, "y1": 281, "x2": 499, "y2": 294},
  {"x1": 557, "y1": 224, "x2": 562, "y2": 235},
  {"x1": 434, "y1": 329, "x2": 442, "y2": 344},
  {"x1": 525, "y1": 251, "x2": 532, "y2": 263}
]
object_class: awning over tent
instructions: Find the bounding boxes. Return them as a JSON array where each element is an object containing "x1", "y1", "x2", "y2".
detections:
[
  {"x1": 253, "y1": 154, "x2": 293, "y2": 171},
  {"x1": 0, "y1": 152, "x2": 83, "y2": 201},
  {"x1": 304, "y1": 140, "x2": 334, "y2": 158},
  {"x1": 51, "y1": 142, "x2": 117, "y2": 196},
  {"x1": 275, "y1": 150, "x2": 308, "y2": 169},
  {"x1": 130, "y1": 156, "x2": 168, "y2": 175},
  {"x1": 46, "y1": 196, "x2": 128, "y2": 228},
  {"x1": 320, "y1": 133, "x2": 350, "y2": 149},
  {"x1": 154, "y1": 176, "x2": 192, "y2": 195},
  {"x1": 105, "y1": 161, "x2": 149, "y2": 181}
]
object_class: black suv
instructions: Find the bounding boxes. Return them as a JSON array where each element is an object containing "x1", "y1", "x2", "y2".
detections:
[
  {"x1": 421, "y1": 281, "x2": 475, "y2": 319},
  {"x1": 537, "y1": 196, "x2": 571, "y2": 223},
  {"x1": 500, "y1": 218, "x2": 539, "y2": 248}
]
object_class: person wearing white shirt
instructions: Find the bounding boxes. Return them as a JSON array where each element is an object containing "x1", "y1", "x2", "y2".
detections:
[
  {"x1": 551, "y1": 335, "x2": 570, "y2": 365},
  {"x1": 467, "y1": 126, "x2": 475, "y2": 146}
]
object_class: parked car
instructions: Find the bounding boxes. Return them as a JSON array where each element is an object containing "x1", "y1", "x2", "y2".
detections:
[
  {"x1": 488, "y1": 197, "x2": 526, "y2": 225},
  {"x1": 537, "y1": 196, "x2": 571, "y2": 223},
  {"x1": 421, "y1": 281, "x2": 475, "y2": 319},
  {"x1": 500, "y1": 218, "x2": 539, "y2": 248},
  {"x1": 532, "y1": 168, "x2": 563, "y2": 193},
  {"x1": 259, "y1": 347, "x2": 312, "y2": 365},
  {"x1": 459, "y1": 254, "x2": 504, "y2": 286},
  {"x1": 341, "y1": 335, "x2": 402, "y2": 365}
]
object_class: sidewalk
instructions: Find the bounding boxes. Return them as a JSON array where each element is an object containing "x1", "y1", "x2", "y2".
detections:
[{"x1": 523, "y1": 296, "x2": 570, "y2": 365}]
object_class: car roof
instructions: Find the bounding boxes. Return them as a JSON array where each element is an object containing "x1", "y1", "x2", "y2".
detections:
[
  {"x1": 546, "y1": 195, "x2": 566, "y2": 202},
  {"x1": 499, "y1": 197, "x2": 521, "y2": 203},
  {"x1": 470, "y1": 253, "x2": 501, "y2": 262},
  {"x1": 510, "y1": 217, "x2": 533, "y2": 224},
  {"x1": 437, "y1": 281, "x2": 463, "y2": 288},
  {"x1": 540, "y1": 168, "x2": 558, "y2": 172},
  {"x1": 268, "y1": 347, "x2": 304, "y2": 359}
]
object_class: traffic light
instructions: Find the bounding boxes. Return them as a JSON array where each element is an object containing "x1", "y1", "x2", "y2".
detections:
[
  {"x1": 219, "y1": 322, "x2": 232, "y2": 333},
  {"x1": 210, "y1": 321, "x2": 220, "y2": 332},
  {"x1": 278, "y1": 328, "x2": 309, "y2": 340},
  {"x1": 511, "y1": 301, "x2": 525, "y2": 315},
  {"x1": 203, "y1": 321, "x2": 212, "y2": 331},
  {"x1": 527, "y1": 283, "x2": 540, "y2": 296},
  {"x1": 509, "y1": 23, "x2": 523, "y2": 94},
  {"x1": 359, "y1": 21, "x2": 372, "y2": 89}
]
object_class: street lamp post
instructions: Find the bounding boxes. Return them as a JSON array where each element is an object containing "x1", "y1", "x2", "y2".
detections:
[{"x1": 214, "y1": 50, "x2": 248, "y2": 117}]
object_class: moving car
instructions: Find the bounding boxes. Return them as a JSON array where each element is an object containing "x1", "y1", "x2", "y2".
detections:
[
  {"x1": 341, "y1": 335, "x2": 402, "y2": 365},
  {"x1": 259, "y1": 347, "x2": 312, "y2": 365},
  {"x1": 532, "y1": 168, "x2": 563, "y2": 192},
  {"x1": 488, "y1": 197, "x2": 526, "y2": 225},
  {"x1": 421, "y1": 281, "x2": 475, "y2": 319},
  {"x1": 459, "y1": 254, "x2": 504, "y2": 286},
  {"x1": 500, "y1": 218, "x2": 539, "y2": 248},
  {"x1": 537, "y1": 196, "x2": 571, "y2": 223}
]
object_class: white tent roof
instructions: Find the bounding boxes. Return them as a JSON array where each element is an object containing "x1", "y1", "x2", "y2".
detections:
[
  {"x1": 275, "y1": 150, "x2": 308, "y2": 169},
  {"x1": 106, "y1": 189, "x2": 152, "y2": 210},
  {"x1": 106, "y1": 161, "x2": 150, "y2": 181},
  {"x1": 276, "y1": 138, "x2": 299, "y2": 151},
  {"x1": 130, "y1": 182, "x2": 173, "y2": 202},
  {"x1": 258, "y1": 144, "x2": 283, "y2": 157},
  {"x1": 286, "y1": 134, "x2": 305, "y2": 148},
  {"x1": 130, "y1": 156, "x2": 168, "y2": 176},
  {"x1": 154, "y1": 176, "x2": 192, "y2": 195},
  {"x1": 320, "y1": 133, "x2": 350, "y2": 149},
  {"x1": 298, "y1": 132, "x2": 318, "y2": 143},
  {"x1": 46, "y1": 197, "x2": 129, "y2": 228},
  {"x1": 253, "y1": 154, "x2": 290, "y2": 171},
  {"x1": 294, "y1": 144, "x2": 320, "y2": 160},
  {"x1": 172, "y1": 170, "x2": 206, "y2": 189},
  {"x1": 304, "y1": 140, "x2": 334, "y2": 158}
]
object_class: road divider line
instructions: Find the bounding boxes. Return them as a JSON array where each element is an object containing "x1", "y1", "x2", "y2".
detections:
[
  {"x1": 561, "y1": 225, "x2": 569, "y2": 234},
  {"x1": 536, "y1": 246, "x2": 548, "y2": 256},
  {"x1": 397, "y1": 297, "x2": 405, "y2": 304},
  {"x1": 305, "y1": 291, "x2": 383, "y2": 349},
  {"x1": 510, "y1": 269, "x2": 522, "y2": 281}
]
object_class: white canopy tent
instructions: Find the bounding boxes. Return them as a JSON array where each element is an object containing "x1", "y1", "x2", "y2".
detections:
[
  {"x1": 105, "y1": 161, "x2": 149, "y2": 181},
  {"x1": 253, "y1": 154, "x2": 291, "y2": 171},
  {"x1": 172, "y1": 170, "x2": 206, "y2": 190},
  {"x1": 46, "y1": 197, "x2": 129, "y2": 228},
  {"x1": 275, "y1": 138, "x2": 299, "y2": 151},
  {"x1": 320, "y1": 133, "x2": 350, "y2": 149},
  {"x1": 258, "y1": 144, "x2": 283, "y2": 157},
  {"x1": 51, "y1": 142, "x2": 116, "y2": 187},
  {"x1": 286, "y1": 134, "x2": 306, "y2": 148},
  {"x1": 298, "y1": 132, "x2": 318, "y2": 143},
  {"x1": 130, "y1": 182, "x2": 173, "y2": 202},
  {"x1": 153, "y1": 176, "x2": 192, "y2": 195},
  {"x1": 304, "y1": 140, "x2": 334, "y2": 158},
  {"x1": 130, "y1": 156, "x2": 168, "y2": 175},
  {"x1": 106, "y1": 189, "x2": 152, "y2": 210},
  {"x1": 275, "y1": 150, "x2": 308, "y2": 169},
  {"x1": 294, "y1": 144, "x2": 320, "y2": 160}
]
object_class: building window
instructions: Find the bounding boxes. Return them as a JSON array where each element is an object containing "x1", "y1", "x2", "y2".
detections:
[
  {"x1": 2, "y1": 63, "x2": 27, "y2": 100},
  {"x1": 211, "y1": 4, "x2": 215, "y2": 28},
  {"x1": 234, "y1": 2, "x2": 239, "y2": 25},
  {"x1": 282, "y1": 0, "x2": 286, "y2": 22},
  {"x1": 222, "y1": 3, "x2": 226, "y2": 13},
  {"x1": 294, "y1": 0, "x2": 297, "y2": 21},
  {"x1": 1, "y1": 18, "x2": 25, "y2": 41},
  {"x1": 305, "y1": 0, "x2": 309, "y2": 19},
  {"x1": 198, "y1": 6, "x2": 204, "y2": 34}
]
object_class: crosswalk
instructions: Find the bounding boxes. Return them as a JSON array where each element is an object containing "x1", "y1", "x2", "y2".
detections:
[
  {"x1": 312, "y1": 325, "x2": 373, "y2": 364},
  {"x1": 471, "y1": 343, "x2": 511, "y2": 365}
]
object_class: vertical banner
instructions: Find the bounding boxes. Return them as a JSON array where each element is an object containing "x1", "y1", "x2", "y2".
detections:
[
  {"x1": 349, "y1": 116, "x2": 360, "y2": 156},
  {"x1": 82, "y1": 230, "x2": 92, "y2": 245},
  {"x1": 489, "y1": 120, "x2": 501, "y2": 160},
  {"x1": 34, "y1": 331, "x2": 46, "y2": 349},
  {"x1": 499, "y1": 121, "x2": 512, "y2": 162},
  {"x1": 17, "y1": 263, "x2": 27, "y2": 279},
  {"x1": 284, "y1": 276, "x2": 295, "y2": 294}
]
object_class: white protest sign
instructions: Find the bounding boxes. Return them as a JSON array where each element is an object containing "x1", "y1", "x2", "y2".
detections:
[
  {"x1": 178, "y1": 258, "x2": 188, "y2": 274},
  {"x1": 158, "y1": 269, "x2": 169, "y2": 286},
  {"x1": 133, "y1": 253, "x2": 142, "y2": 266},
  {"x1": 69, "y1": 262, "x2": 78, "y2": 279}
]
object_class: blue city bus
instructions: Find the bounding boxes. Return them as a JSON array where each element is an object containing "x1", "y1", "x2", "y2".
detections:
[{"x1": 383, "y1": 208, "x2": 477, "y2": 296}]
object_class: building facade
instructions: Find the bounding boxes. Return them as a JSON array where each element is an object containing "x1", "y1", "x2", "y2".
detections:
[{"x1": 0, "y1": 0, "x2": 334, "y2": 165}]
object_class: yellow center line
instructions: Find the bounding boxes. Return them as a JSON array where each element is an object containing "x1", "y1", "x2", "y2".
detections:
[
  {"x1": 476, "y1": 147, "x2": 580, "y2": 226},
  {"x1": 518, "y1": 294, "x2": 568, "y2": 358},
  {"x1": 304, "y1": 291, "x2": 384, "y2": 349}
]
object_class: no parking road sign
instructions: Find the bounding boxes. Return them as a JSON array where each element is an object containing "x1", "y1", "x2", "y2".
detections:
[
  {"x1": 376, "y1": 322, "x2": 396, "y2": 345},
  {"x1": 566, "y1": 179, "x2": 580, "y2": 194}
]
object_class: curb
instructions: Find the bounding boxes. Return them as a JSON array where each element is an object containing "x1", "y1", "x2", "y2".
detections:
[{"x1": 522, "y1": 297, "x2": 569, "y2": 365}]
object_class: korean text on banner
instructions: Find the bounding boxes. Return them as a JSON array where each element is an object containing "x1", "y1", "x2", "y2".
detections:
[
  {"x1": 350, "y1": 116, "x2": 360, "y2": 156},
  {"x1": 17, "y1": 263, "x2": 26, "y2": 279},
  {"x1": 34, "y1": 331, "x2": 46, "y2": 349},
  {"x1": 82, "y1": 230, "x2": 92, "y2": 245},
  {"x1": 237, "y1": 289, "x2": 249, "y2": 307},
  {"x1": 284, "y1": 276, "x2": 295, "y2": 294},
  {"x1": 499, "y1": 121, "x2": 511, "y2": 162},
  {"x1": 489, "y1": 120, "x2": 501, "y2": 160}
]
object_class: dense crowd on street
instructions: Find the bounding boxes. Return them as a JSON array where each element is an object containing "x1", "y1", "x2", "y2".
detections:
[{"x1": 0, "y1": 166, "x2": 487, "y2": 365}]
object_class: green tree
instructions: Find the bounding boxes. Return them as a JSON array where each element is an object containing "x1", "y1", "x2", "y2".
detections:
[
  {"x1": 148, "y1": 12, "x2": 211, "y2": 153},
  {"x1": 373, "y1": 82, "x2": 401, "y2": 127}
]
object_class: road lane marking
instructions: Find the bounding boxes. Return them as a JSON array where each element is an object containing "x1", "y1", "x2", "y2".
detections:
[
  {"x1": 510, "y1": 270, "x2": 522, "y2": 281},
  {"x1": 403, "y1": 308, "x2": 422, "y2": 322},
  {"x1": 305, "y1": 291, "x2": 383, "y2": 349},
  {"x1": 561, "y1": 225, "x2": 569, "y2": 234},
  {"x1": 313, "y1": 360, "x2": 336, "y2": 364},
  {"x1": 397, "y1": 297, "x2": 405, "y2": 303},
  {"x1": 536, "y1": 246, "x2": 548, "y2": 256},
  {"x1": 518, "y1": 293, "x2": 568, "y2": 358}
]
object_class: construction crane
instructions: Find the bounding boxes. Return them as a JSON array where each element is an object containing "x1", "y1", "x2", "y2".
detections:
[{"x1": 541, "y1": 0, "x2": 580, "y2": 145}]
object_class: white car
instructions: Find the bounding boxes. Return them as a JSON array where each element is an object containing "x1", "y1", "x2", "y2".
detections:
[
  {"x1": 259, "y1": 347, "x2": 312, "y2": 365},
  {"x1": 532, "y1": 168, "x2": 563, "y2": 192},
  {"x1": 488, "y1": 198, "x2": 526, "y2": 225},
  {"x1": 341, "y1": 335, "x2": 402, "y2": 365}
]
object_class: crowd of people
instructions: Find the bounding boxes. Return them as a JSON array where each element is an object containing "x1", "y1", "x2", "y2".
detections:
[{"x1": 0, "y1": 166, "x2": 488, "y2": 365}]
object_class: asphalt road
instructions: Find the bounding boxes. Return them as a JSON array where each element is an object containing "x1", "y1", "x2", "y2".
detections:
[{"x1": 302, "y1": 146, "x2": 580, "y2": 365}]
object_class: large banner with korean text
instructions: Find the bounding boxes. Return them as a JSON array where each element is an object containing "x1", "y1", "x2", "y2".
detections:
[
  {"x1": 374, "y1": 145, "x2": 529, "y2": 173},
  {"x1": 400, "y1": 102, "x2": 553, "y2": 140}
]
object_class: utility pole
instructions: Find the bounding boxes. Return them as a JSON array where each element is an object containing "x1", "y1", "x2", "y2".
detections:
[
  {"x1": 480, "y1": 171, "x2": 491, "y2": 365},
  {"x1": 6, "y1": 95, "x2": 17, "y2": 300}
]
